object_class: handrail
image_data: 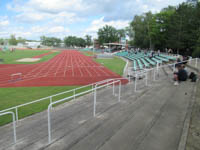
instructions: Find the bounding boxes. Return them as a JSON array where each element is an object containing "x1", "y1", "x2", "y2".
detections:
[
  {"x1": 47, "y1": 78, "x2": 122, "y2": 144},
  {"x1": 93, "y1": 79, "x2": 121, "y2": 117},
  {"x1": 0, "y1": 78, "x2": 127, "y2": 123},
  {"x1": 0, "y1": 112, "x2": 16, "y2": 144}
]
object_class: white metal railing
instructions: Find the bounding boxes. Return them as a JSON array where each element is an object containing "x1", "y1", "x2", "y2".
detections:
[
  {"x1": 0, "y1": 78, "x2": 121, "y2": 123},
  {"x1": 0, "y1": 112, "x2": 16, "y2": 143},
  {"x1": 129, "y1": 58, "x2": 200, "y2": 91},
  {"x1": 93, "y1": 79, "x2": 121, "y2": 117},
  {"x1": 47, "y1": 79, "x2": 122, "y2": 144}
]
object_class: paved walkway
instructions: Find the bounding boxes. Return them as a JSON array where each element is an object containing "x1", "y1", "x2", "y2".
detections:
[{"x1": 0, "y1": 66, "x2": 197, "y2": 150}]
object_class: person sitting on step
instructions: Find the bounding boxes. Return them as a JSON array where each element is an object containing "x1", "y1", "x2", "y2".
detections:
[{"x1": 174, "y1": 65, "x2": 188, "y2": 85}]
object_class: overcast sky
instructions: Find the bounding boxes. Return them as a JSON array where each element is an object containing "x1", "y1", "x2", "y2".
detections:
[{"x1": 0, "y1": 0, "x2": 186, "y2": 40}]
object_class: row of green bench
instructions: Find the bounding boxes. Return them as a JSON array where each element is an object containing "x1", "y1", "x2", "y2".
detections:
[{"x1": 116, "y1": 51, "x2": 176, "y2": 71}]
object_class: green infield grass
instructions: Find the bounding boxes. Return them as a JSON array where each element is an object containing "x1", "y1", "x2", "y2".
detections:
[
  {"x1": 95, "y1": 56, "x2": 126, "y2": 76},
  {"x1": 0, "y1": 49, "x2": 60, "y2": 64},
  {"x1": 0, "y1": 85, "x2": 94, "y2": 126}
]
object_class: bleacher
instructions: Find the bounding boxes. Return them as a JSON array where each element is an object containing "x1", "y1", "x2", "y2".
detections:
[{"x1": 116, "y1": 50, "x2": 176, "y2": 71}]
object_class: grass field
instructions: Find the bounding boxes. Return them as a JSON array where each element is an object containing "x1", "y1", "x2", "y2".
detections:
[
  {"x1": 81, "y1": 51, "x2": 95, "y2": 56},
  {"x1": 0, "y1": 49, "x2": 60, "y2": 64},
  {"x1": 95, "y1": 56, "x2": 126, "y2": 76},
  {"x1": 0, "y1": 50, "x2": 126, "y2": 126},
  {"x1": 0, "y1": 86, "x2": 93, "y2": 125},
  {"x1": 81, "y1": 51, "x2": 126, "y2": 76}
]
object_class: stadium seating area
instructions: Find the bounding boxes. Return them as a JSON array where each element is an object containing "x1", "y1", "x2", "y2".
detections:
[{"x1": 115, "y1": 51, "x2": 176, "y2": 71}]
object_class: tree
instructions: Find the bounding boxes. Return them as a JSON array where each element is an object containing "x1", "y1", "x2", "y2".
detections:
[
  {"x1": 129, "y1": 1, "x2": 200, "y2": 55},
  {"x1": 130, "y1": 14, "x2": 151, "y2": 48},
  {"x1": 8, "y1": 35, "x2": 18, "y2": 45},
  {"x1": 97, "y1": 25, "x2": 119, "y2": 45},
  {"x1": 0, "y1": 39, "x2": 4, "y2": 45},
  {"x1": 85, "y1": 35, "x2": 92, "y2": 47},
  {"x1": 17, "y1": 37, "x2": 26, "y2": 44},
  {"x1": 167, "y1": 3, "x2": 196, "y2": 54},
  {"x1": 150, "y1": 7, "x2": 175, "y2": 50},
  {"x1": 40, "y1": 36, "x2": 61, "y2": 47},
  {"x1": 64, "y1": 36, "x2": 86, "y2": 47},
  {"x1": 192, "y1": 33, "x2": 200, "y2": 57}
]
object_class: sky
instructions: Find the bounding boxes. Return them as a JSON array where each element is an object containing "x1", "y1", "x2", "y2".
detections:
[{"x1": 0, "y1": 0, "x2": 186, "y2": 40}]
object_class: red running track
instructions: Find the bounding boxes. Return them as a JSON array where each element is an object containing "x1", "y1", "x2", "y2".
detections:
[
  {"x1": 0, "y1": 50, "x2": 127, "y2": 87},
  {"x1": 32, "y1": 52, "x2": 53, "y2": 58}
]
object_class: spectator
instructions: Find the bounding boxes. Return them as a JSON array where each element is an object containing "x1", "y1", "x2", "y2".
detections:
[
  {"x1": 174, "y1": 65, "x2": 188, "y2": 85},
  {"x1": 158, "y1": 50, "x2": 160, "y2": 56}
]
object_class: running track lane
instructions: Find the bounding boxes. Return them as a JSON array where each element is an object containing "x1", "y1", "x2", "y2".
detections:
[{"x1": 0, "y1": 50, "x2": 128, "y2": 87}]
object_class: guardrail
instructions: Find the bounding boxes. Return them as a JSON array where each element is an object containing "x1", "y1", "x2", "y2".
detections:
[
  {"x1": 0, "y1": 112, "x2": 16, "y2": 143},
  {"x1": 0, "y1": 78, "x2": 120, "y2": 123},
  {"x1": 129, "y1": 58, "x2": 199, "y2": 92},
  {"x1": 93, "y1": 79, "x2": 121, "y2": 117},
  {"x1": 47, "y1": 78, "x2": 122, "y2": 144}
]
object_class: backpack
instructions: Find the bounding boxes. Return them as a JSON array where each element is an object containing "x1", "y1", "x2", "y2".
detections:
[{"x1": 189, "y1": 72, "x2": 197, "y2": 82}]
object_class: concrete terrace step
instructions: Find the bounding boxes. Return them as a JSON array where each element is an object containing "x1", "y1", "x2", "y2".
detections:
[{"x1": 0, "y1": 68, "x2": 196, "y2": 150}]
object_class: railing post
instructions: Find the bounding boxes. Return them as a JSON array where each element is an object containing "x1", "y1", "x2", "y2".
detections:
[
  {"x1": 145, "y1": 72, "x2": 148, "y2": 86},
  {"x1": 12, "y1": 112, "x2": 17, "y2": 143},
  {"x1": 0, "y1": 112, "x2": 17, "y2": 144},
  {"x1": 113, "y1": 82, "x2": 115, "y2": 95},
  {"x1": 93, "y1": 88, "x2": 97, "y2": 117},
  {"x1": 50, "y1": 96, "x2": 52, "y2": 104},
  {"x1": 157, "y1": 62, "x2": 159, "y2": 72},
  {"x1": 189, "y1": 58, "x2": 191, "y2": 65},
  {"x1": 153, "y1": 68, "x2": 156, "y2": 81},
  {"x1": 48, "y1": 106, "x2": 52, "y2": 144},
  {"x1": 73, "y1": 89, "x2": 75, "y2": 100},
  {"x1": 118, "y1": 81, "x2": 121, "y2": 102},
  {"x1": 195, "y1": 58, "x2": 198, "y2": 68},
  {"x1": 92, "y1": 84, "x2": 94, "y2": 93},
  {"x1": 173, "y1": 63, "x2": 176, "y2": 72},
  {"x1": 135, "y1": 74, "x2": 137, "y2": 92},
  {"x1": 15, "y1": 107, "x2": 18, "y2": 122}
]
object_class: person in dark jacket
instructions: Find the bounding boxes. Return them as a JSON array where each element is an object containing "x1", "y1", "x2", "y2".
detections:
[{"x1": 174, "y1": 65, "x2": 188, "y2": 85}]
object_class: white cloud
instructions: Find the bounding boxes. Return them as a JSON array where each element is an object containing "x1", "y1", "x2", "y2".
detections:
[
  {"x1": 49, "y1": 26, "x2": 69, "y2": 33},
  {"x1": 2, "y1": 0, "x2": 186, "y2": 39},
  {"x1": 16, "y1": 12, "x2": 45, "y2": 22},
  {"x1": 0, "y1": 16, "x2": 10, "y2": 26},
  {"x1": 85, "y1": 17, "x2": 129, "y2": 38},
  {"x1": 0, "y1": 20, "x2": 9, "y2": 26},
  {"x1": 27, "y1": 0, "x2": 87, "y2": 13}
]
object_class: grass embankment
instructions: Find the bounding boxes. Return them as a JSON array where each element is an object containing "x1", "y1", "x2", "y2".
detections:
[
  {"x1": 0, "y1": 49, "x2": 60, "y2": 64},
  {"x1": 95, "y1": 56, "x2": 126, "y2": 76},
  {"x1": 186, "y1": 81, "x2": 200, "y2": 150}
]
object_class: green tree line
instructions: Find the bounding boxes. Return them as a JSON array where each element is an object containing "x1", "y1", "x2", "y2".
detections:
[{"x1": 130, "y1": 2, "x2": 200, "y2": 57}]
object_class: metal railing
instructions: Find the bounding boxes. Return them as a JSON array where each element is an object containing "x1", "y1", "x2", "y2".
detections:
[
  {"x1": 0, "y1": 112, "x2": 16, "y2": 143},
  {"x1": 47, "y1": 78, "x2": 122, "y2": 144},
  {"x1": 93, "y1": 79, "x2": 121, "y2": 117},
  {"x1": 129, "y1": 58, "x2": 199, "y2": 92},
  {"x1": 0, "y1": 79, "x2": 121, "y2": 123}
]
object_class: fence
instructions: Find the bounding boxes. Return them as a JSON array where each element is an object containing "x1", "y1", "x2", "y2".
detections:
[
  {"x1": 47, "y1": 79, "x2": 122, "y2": 143},
  {"x1": 0, "y1": 79, "x2": 114, "y2": 123},
  {"x1": 0, "y1": 112, "x2": 16, "y2": 144}
]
